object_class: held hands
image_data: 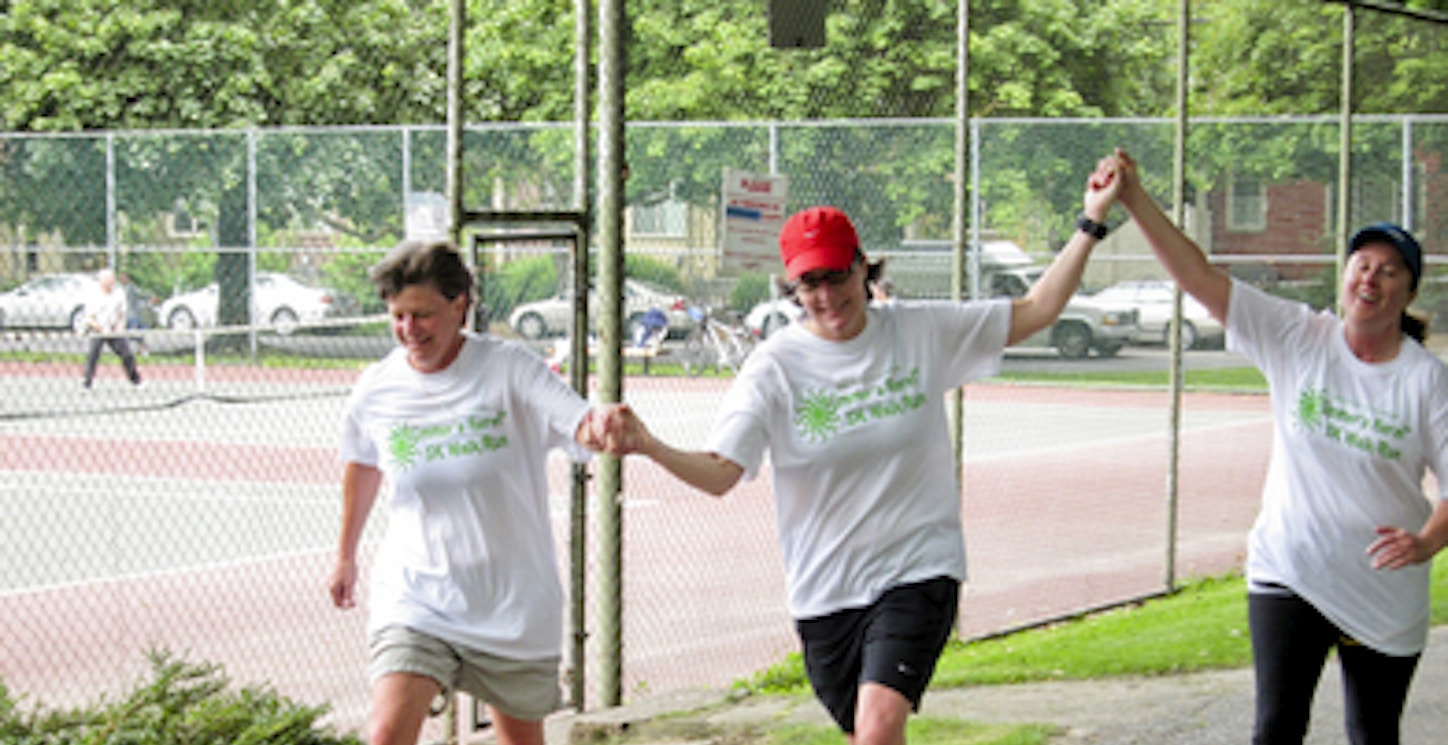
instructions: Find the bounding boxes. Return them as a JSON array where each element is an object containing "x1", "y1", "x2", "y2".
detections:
[
  {"x1": 1108, "y1": 148, "x2": 1149, "y2": 211},
  {"x1": 1083, "y1": 152, "x2": 1124, "y2": 222},
  {"x1": 579, "y1": 403, "x2": 653, "y2": 457},
  {"x1": 1080, "y1": 148, "x2": 1155, "y2": 223}
]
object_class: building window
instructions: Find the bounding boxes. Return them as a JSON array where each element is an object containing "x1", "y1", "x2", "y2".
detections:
[
  {"x1": 167, "y1": 200, "x2": 210, "y2": 239},
  {"x1": 1226, "y1": 175, "x2": 1267, "y2": 232},
  {"x1": 631, "y1": 181, "x2": 688, "y2": 237},
  {"x1": 1351, "y1": 175, "x2": 1401, "y2": 228}
]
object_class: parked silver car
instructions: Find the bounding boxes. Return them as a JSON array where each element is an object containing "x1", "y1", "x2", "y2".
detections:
[
  {"x1": 744, "y1": 286, "x2": 1135, "y2": 358},
  {"x1": 508, "y1": 278, "x2": 693, "y2": 340},
  {"x1": 159, "y1": 272, "x2": 359, "y2": 335},
  {"x1": 1091, "y1": 279, "x2": 1224, "y2": 350},
  {"x1": 0, "y1": 272, "x2": 99, "y2": 332}
]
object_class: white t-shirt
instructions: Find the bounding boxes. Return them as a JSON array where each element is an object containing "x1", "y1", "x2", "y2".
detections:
[
  {"x1": 1229, "y1": 280, "x2": 1448, "y2": 655},
  {"x1": 709, "y1": 300, "x2": 1011, "y2": 619},
  {"x1": 340, "y1": 333, "x2": 592, "y2": 660},
  {"x1": 86, "y1": 286, "x2": 127, "y2": 333}
]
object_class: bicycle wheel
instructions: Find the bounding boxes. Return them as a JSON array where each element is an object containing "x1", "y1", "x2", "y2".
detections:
[
  {"x1": 681, "y1": 329, "x2": 710, "y2": 377},
  {"x1": 719, "y1": 329, "x2": 750, "y2": 373}
]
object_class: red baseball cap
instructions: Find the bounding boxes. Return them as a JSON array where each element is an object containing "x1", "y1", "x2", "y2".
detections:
[{"x1": 778, "y1": 206, "x2": 860, "y2": 280}]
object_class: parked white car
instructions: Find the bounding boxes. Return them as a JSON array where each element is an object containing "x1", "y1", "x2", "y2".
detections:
[
  {"x1": 508, "y1": 278, "x2": 693, "y2": 340},
  {"x1": 0, "y1": 272, "x2": 99, "y2": 332},
  {"x1": 743, "y1": 297, "x2": 805, "y2": 339},
  {"x1": 1091, "y1": 279, "x2": 1224, "y2": 350},
  {"x1": 159, "y1": 272, "x2": 358, "y2": 335}
]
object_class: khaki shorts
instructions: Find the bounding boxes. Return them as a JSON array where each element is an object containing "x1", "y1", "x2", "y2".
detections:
[{"x1": 368, "y1": 625, "x2": 562, "y2": 721}]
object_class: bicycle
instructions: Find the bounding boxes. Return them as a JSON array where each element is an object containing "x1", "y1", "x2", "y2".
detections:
[{"x1": 680, "y1": 305, "x2": 755, "y2": 376}]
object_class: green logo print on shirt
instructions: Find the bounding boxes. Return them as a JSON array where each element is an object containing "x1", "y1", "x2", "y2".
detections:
[
  {"x1": 793, "y1": 367, "x2": 928, "y2": 443},
  {"x1": 1294, "y1": 387, "x2": 1410, "y2": 461},
  {"x1": 387, "y1": 411, "x2": 510, "y2": 471}
]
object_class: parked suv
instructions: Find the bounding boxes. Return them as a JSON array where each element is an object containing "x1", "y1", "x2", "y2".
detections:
[
  {"x1": 881, "y1": 239, "x2": 1137, "y2": 357},
  {"x1": 991, "y1": 266, "x2": 1139, "y2": 358}
]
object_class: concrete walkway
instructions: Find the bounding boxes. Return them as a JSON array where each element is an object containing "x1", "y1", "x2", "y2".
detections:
[{"x1": 552, "y1": 626, "x2": 1448, "y2": 744}]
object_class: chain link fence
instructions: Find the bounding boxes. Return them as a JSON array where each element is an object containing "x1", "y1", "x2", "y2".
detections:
[{"x1": 4, "y1": 115, "x2": 1447, "y2": 737}]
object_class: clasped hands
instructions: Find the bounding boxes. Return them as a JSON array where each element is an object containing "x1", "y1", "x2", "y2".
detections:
[{"x1": 580, "y1": 403, "x2": 652, "y2": 456}]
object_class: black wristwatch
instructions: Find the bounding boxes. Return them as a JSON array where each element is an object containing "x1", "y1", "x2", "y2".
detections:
[{"x1": 1076, "y1": 213, "x2": 1109, "y2": 240}]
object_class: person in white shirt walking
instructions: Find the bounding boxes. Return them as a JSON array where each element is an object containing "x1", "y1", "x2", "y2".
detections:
[
  {"x1": 1109, "y1": 148, "x2": 1448, "y2": 745},
  {"x1": 599, "y1": 157, "x2": 1121, "y2": 745},
  {"x1": 81, "y1": 268, "x2": 143, "y2": 389},
  {"x1": 330, "y1": 239, "x2": 617, "y2": 745}
]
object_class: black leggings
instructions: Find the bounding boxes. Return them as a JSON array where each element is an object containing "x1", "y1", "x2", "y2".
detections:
[{"x1": 1249, "y1": 592, "x2": 1420, "y2": 745}]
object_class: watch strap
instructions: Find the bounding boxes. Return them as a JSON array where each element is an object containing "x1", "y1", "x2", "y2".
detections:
[{"x1": 1076, "y1": 213, "x2": 1109, "y2": 240}]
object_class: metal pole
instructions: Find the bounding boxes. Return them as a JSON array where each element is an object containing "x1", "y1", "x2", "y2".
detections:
[
  {"x1": 443, "y1": 3, "x2": 465, "y2": 738},
  {"x1": 105, "y1": 133, "x2": 116, "y2": 269},
  {"x1": 446, "y1": 0, "x2": 465, "y2": 250},
  {"x1": 768, "y1": 122, "x2": 779, "y2": 175},
  {"x1": 402, "y1": 127, "x2": 412, "y2": 223},
  {"x1": 247, "y1": 130, "x2": 258, "y2": 360},
  {"x1": 1336, "y1": 3, "x2": 1355, "y2": 312},
  {"x1": 568, "y1": 0, "x2": 592, "y2": 713},
  {"x1": 1401, "y1": 118, "x2": 1413, "y2": 231},
  {"x1": 948, "y1": 0, "x2": 968, "y2": 472},
  {"x1": 596, "y1": 0, "x2": 626, "y2": 709},
  {"x1": 1164, "y1": 0, "x2": 1190, "y2": 592}
]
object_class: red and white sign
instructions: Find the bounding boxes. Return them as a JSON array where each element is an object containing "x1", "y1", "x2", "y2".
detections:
[{"x1": 719, "y1": 168, "x2": 789, "y2": 273}]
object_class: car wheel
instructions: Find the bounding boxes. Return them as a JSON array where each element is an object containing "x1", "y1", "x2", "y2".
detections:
[
  {"x1": 515, "y1": 312, "x2": 547, "y2": 340},
  {"x1": 761, "y1": 311, "x2": 790, "y2": 339},
  {"x1": 270, "y1": 307, "x2": 300, "y2": 336},
  {"x1": 624, "y1": 312, "x2": 646, "y2": 344},
  {"x1": 1178, "y1": 320, "x2": 1198, "y2": 350},
  {"x1": 1053, "y1": 322, "x2": 1092, "y2": 359},
  {"x1": 70, "y1": 306, "x2": 87, "y2": 334},
  {"x1": 168, "y1": 307, "x2": 197, "y2": 331}
]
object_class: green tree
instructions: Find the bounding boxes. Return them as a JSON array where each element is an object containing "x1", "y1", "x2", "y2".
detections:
[
  {"x1": 1190, "y1": 0, "x2": 1448, "y2": 116},
  {"x1": 622, "y1": 0, "x2": 1179, "y2": 121}
]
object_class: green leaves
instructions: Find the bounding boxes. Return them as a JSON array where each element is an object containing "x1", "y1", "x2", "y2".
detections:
[{"x1": 0, "y1": 650, "x2": 361, "y2": 744}]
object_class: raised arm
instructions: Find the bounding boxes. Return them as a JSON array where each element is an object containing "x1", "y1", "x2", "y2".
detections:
[
  {"x1": 596, "y1": 404, "x2": 744, "y2": 497},
  {"x1": 1112, "y1": 149, "x2": 1231, "y2": 323},
  {"x1": 1007, "y1": 155, "x2": 1122, "y2": 344}
]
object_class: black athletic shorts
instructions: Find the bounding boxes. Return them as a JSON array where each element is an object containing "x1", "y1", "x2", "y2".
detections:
[{"x1": 795, "y1": 575, "x2": 959, "y2": 733}]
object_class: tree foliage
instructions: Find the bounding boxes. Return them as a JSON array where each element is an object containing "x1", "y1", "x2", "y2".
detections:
[
  {"x1": 1190, "y1": 0, "x2": 1448, "y2": 116},
  {"x1": 4, "y1": 0, "x2": 1447, "y2": 284},
  {"x1": 3, "y1": 0, "x2": 1186, "y2": 132}
]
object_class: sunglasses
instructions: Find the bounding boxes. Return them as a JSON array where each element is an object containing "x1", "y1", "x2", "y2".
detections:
[{"x1": 791, "y1": 264, "x2": 856, "y2": 291}]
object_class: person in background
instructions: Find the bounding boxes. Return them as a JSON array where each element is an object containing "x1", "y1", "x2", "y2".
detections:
[
  {"x1": 599, "y1": 157, "x2": 1121, "y2": 745},
  {"x1": 119, "y1": 271, "x2": 150, "y2": 355},
  {"x1": 81, "y1": 268, "x2": 143, "y2": 389},
  {"x1": 869, "y1": 274, "x2": 896, "y2": 305},
  {"x1": 330, "y1": 239, "x2": 617, "y2": 745},
  {"x1": 1110, "y1": 148, "x2": 1448, "y2": 745}
]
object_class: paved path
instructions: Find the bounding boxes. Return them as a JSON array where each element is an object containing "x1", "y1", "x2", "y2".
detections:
[{"x1": 554, "y1": 626, "x2": 1448, "y2": 745}]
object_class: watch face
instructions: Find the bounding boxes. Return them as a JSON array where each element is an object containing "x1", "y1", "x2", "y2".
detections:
[{"x1": 1077, "y1": 214, "x2": 1107, "y2": 239}]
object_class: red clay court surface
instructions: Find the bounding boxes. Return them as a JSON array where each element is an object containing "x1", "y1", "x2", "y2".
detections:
[{"x1": 1, "y1": 364, "x2": 1273, "y2": 733}]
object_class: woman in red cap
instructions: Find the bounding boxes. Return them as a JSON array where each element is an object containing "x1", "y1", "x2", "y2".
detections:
[
  {"x1": 1109, "y1": 148, "x2": 1448, "y2": 745},
  {"x1": 603, "y1": 159, "x2": 1122, "y2": 744}
]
